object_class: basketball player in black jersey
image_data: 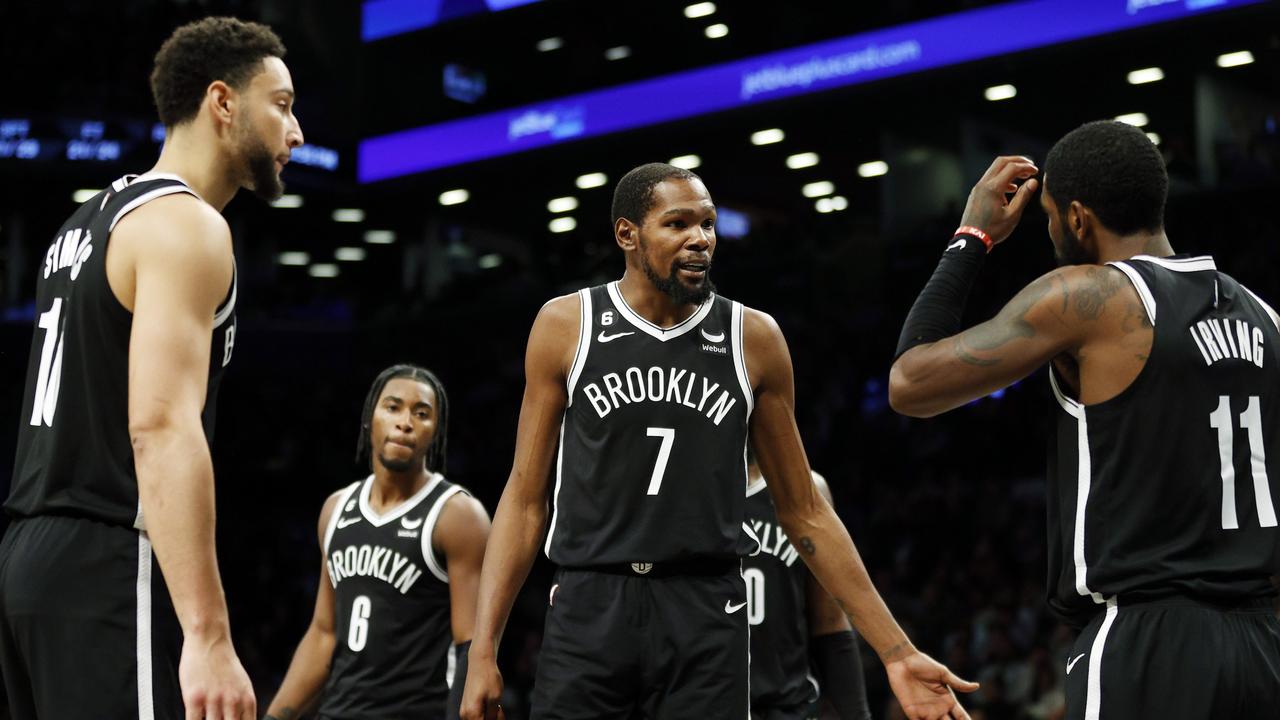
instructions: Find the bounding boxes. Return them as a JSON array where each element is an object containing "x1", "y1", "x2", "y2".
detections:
[
  {"x1": 0, "y1": 17, "x2": 303, "y2": 720},
  {"x1": 744, "y1": 455, "x2": 871, "y2": 720},
  {"x1": 891, "y1": 120, "x2": 1280, "y2": 718},
  {"x1": 266, "y1": 365, "x2": 490, "y2": 720},
  {"x1": 461, "y1": 163, "x2": 976, "y2": 720}
]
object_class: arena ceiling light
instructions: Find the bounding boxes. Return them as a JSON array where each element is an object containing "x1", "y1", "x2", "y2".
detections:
[
  {"x1": 72, "y1": 189, "x2": 100, "y2": 203},
  {"x1": 537, "y1": 37, "x2": 564, "y2": 52},
  {"x1": 1126, "y1": 67, "x2": 1165, "y2": 85},
  {"x1": 576, "y1": 172, "x2": 608, "y2": 189},
  {"x1": 271, "y1": 194, "x2": 303, "y2": 208},
  {"x1": 857, "y1": 161, "x2": 889, "y2": 178},
  {"x1": 478, "y1": 253, "x2": 504, "y2": 269},
  {"x1": 438, "y1": 188, "x2": 470, "y2": 206},
  {"x1": 335, "y1": 247, "x2": 367, "y2": 262},
  {"x1": 550, "y1": 216, "x2": 578, "y2": 233},
  {"x1": 308, "y1": 263, "x2": 340, "y2": 278},
  {"x1": 332, "y1": 208, "x2": 365, "y2": 223},
  {"x1": 547, "y1": 196, "x2": 579, "y2": 213},
  {"x1": 751, "y1": 128, "x2": 785, "y2": 145},
  {"x1": 786, "y1": 152, "x2": 819, "y2": 169},
  {"x1": 984, "y1": 84, "x2": 1017, "y2": 101},
  {"x1": 802, "y1": 181, "x2": 835, "y2": 198},
  {"x1": 605, "y1": 46, "x2": 632, "y2": 61},
  {"x1": 684, "y1": 2, "x2": 716, "y2": 19},
  {"x1": 1217, "y1": 50, "x2": 1254, "y2": 68},
  {"x1": 277, "y1": 251, "x2": 309, "y2": 266},
  {"x1": 705, "y1": 24, "x2": 729, "y2": 39},
  {"x1": 815, "y1": 198, "x2": 835, "y2": 214},
  {"x1": 1146, "y1": 132, "x2": 1162, "y2": 146},
  {"x1": 363, "y1": 230, "x2": 396, "y2": 244},
  {"x1": 1114, "y1": 112, "x2": 1149, "y2": 127},
  {"x1": 830, "y1": 196, "x2": 849, "y2": 211},
  {"x1": 670, "y1": 154, "x2": 702, "y2": 169}
]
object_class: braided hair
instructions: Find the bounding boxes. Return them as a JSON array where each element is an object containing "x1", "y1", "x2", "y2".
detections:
[{"x1": 355, "y1": 364, "x2": 449, "y2": 474}]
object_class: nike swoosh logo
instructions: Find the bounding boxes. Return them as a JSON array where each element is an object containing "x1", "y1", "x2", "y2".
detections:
[
  {"x1": 700, "y1": 328, "x2": 725, "y2": 343},
  {"x1": 401, "y1": 516, "x2": 424, "y2": 530},
  {"x1": 725, "y1": 600, "x2": 747, "y2": 614},
  {"x1": 947, "y1": 238, "x2": 967, "y2": 252},
  {"x1": 336, "y1": 516, "x2": 360, "y2": 529},
  {"x1": 597, "y1": 330, "x2": 634, "y2": 343},
  {"x1": 1066, "y1": 653, "x2": 1086, "y2": 674}
]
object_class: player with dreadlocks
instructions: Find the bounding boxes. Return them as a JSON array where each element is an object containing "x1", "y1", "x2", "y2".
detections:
[{"x1": 267, "y1": 364, "x2": 491, "y2": 720}]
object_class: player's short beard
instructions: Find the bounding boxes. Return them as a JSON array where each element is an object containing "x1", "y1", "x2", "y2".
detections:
[
  {"x1": 377, "y1": 451, "x2": 417, "y2": 473},
  {"x1": 638, "y1": 236, "x2": 715, "y2": 306},
  {"x1": 1054, "y1": 214, "x2": 1094, "y2": 267},
  {"x1": 238, "y1": 122, "x2": 284, "y2": 202}
]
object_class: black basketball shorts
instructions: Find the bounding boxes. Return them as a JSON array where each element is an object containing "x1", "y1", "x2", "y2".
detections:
[
  {"x1": 530, "y1": 563, "x2": 750, "y2": 719},
  {"x1": 1064, "y1": 595, "x2": 1280, "y2": 719},
  {"x1": 0, "y1": 515, "x2": 183, "y2": 719}
]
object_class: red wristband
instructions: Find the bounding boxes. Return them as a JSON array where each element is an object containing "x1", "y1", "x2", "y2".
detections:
[{"x1": 953, "y1": 225, "x2": 993, "y2": 252}]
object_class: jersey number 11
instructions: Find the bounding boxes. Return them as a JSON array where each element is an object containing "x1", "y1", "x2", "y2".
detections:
[{"x1": 1210, "y1": 395, "x2": 1278, "y2": 529}]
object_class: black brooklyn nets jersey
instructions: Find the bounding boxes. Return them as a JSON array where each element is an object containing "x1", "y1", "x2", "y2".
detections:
[
  {"x1": 1047, "y1": 255, "x2": 1280, "y2": 625},
  {"x1": 545, "y1": 281, "x2": 755, "y2": 566},
  {"x1": 8, "y1": 174, "x2": 236, "y2": 529},
  {"x1": 743, "y1": 479, "x2": 819, "y2": 711},
  {"x1": 319, "y1": 474, "x2": 465, "y2": 719}
]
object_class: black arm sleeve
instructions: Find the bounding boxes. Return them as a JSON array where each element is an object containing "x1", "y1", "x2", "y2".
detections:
[
  {"x1": 446, "y1": 640, "x2": 472, "y2": 720},
  {"x1": 893, "y1": 234, "x2": 988, "y2": 360},
  {"x1": 810, "y1": 630, "x2": 871, "y2": 720}
]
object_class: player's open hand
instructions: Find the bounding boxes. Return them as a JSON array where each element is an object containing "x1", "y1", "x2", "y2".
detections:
[
  {"x1": 885, "y1": 651, "x2": 979, "y2": 720},
  {"x1": 459, "y1": 651, "x2": 506, "y2": 720},
  {"x1": 959, "y1": 155, "x2": 1040, "y2": 248},
  {"x1": 178, "y1": 632, "x2": 256, "y2": 720}
]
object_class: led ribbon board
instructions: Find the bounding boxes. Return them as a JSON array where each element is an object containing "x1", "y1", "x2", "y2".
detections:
[
  {"x1": 359, "y1": 0, "x2": 1263, "y2": 182},
  {"x1": 363, "y1": 0, "x2": 542, "y2": 41}
]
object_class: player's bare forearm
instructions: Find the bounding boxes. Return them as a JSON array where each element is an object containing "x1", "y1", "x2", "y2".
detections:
[
  {"x1": 470, "y1": 482, "x2": 548, "y2": 657},
  {"x1": 776, "y1": 503, "x2": 913, "y2": 663},
  {"x1": 135, "y1": 434, "x2": 231, "y2": 638},
  {"x1": 266, "y1": 623, "x2": 335, "y2": 717}
]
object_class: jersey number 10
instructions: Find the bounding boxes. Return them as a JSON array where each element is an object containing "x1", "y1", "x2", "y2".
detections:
[
  {"x1": 1209, "y1": 396, "x2": 1278, "y2": 529},
  {"x1": 29, "y1": 299, "x2": 66, "y2": 428}
]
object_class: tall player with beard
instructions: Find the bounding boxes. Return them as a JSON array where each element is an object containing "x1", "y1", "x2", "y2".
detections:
[
  {"x1": 0, "y1": 17, "x2": 302, "y2": 719},
  {"x1": 266, "y1": 365, "x2": 490, "y2": 720},
  {"x1": 461, "y1": 163, "x2": 976, "y2": 720},
  {"x1": 890, "y1": 121, "x2": 1280, "y2": 718}
]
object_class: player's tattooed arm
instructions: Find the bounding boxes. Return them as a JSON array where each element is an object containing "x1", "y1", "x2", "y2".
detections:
[{"x1": 890, "y1": 264, "x2": 1132, "y2": 417}]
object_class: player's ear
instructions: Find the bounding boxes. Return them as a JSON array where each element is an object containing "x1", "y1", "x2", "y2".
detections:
[
  {"x1": 205, "y1": 80, "x2": 235, "y2": 129},
  {"x1": 615, "y1": 218, "x2": 638, "y2": 251}
]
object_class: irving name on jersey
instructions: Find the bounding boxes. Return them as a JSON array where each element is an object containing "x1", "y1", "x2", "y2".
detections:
[{"x1": 1190, "y1": 316, "x2": 1266, "y2": 368}]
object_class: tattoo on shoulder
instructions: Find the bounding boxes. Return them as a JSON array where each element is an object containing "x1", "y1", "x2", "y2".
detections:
[{"x1": 1073, "y1": 267, "x2": 1123, "y2": 321}]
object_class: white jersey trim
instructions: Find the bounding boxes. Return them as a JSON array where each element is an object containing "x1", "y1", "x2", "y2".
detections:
[
  {"x1": 1107, "y1": 261, "x2": 1156, "y2": 325},
  {"x1": 1072, "y1": 404, "x2": 1105, "y2": 605},
  {"x1": 745, "y1": 479, "x2": 768, "y2": 498},
  {"x1": 730, "y1": 302, "x2": 754, "y2": 416},
  {"x1": 565, "y1": 289, "x2": 593, "y2": 406},
  {"x1": 606, "y1": 281, "x2": 715, "y2": 342},
  {"x1": 1130, "y1": 254, "x2": 1216, "y2": 273},
  {"x1": 323, "y1": 481, "x2": 363, "y2": 557},
  {"x1": 359, "y1": 473, "x2": 443, "y2": 527},
  {"x1": 1048, "y1": 367, "x2": 1084, "y2": 419},
  {"x1": 1241, "y1": 286, "x2": 1280, "y2": 331},
  {"x1": 137, "y1": 532, "x2": 155, "y2": 720},
  {"x1": 1084, "y1": 598, "x2": 1119, "y2": 720},
  {"x1": 213, "y1": 263, "x2": 238, "y2": 328},
  {"x1": 421, "y1": 485, "x2": 466, "y2": 583},
  {"x1": 544, "y1": 418, "x2": 569, "y2": 558},
  {"x1": 108, "y1": 185, "x2": 199, "y2": 232}
]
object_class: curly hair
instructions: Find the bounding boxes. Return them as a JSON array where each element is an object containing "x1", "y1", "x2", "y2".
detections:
[
  {"x1": 1043, "y1": 120, "x2": 1168, "y2": 235},
  {"x1": 611, "y1": 162, "x2": 702, "y2": 227},
  {"x1": 355, "y1": 365, "x2": 450, "y2": 474},
  {"x1": 150, "y1": 17, "x2": 286, "y2": 127}
]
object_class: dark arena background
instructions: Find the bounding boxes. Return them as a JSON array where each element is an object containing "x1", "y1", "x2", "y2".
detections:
[{"x1": 2, "y1": 1, "x2": 1279, "y2": 718}]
